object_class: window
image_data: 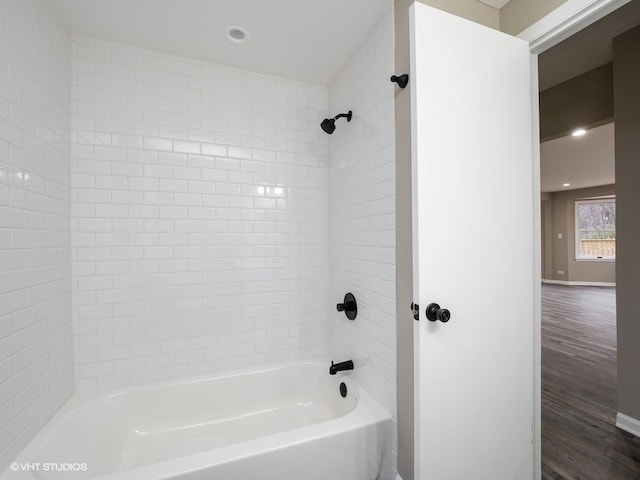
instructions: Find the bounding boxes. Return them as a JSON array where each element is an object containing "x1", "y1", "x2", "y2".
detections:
[{"x1": 575, "y1": 199, "x2": 615, "y2": 260}]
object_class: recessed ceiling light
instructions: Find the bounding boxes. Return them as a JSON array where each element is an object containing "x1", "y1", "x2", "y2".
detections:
[
  {"x1": 224, "y1": 25, "x2": 250, "y2": 45},
  {"x1": 562, "y1": 183, "x2": 571, "y2": 187},
  {"x1": 571, "y1": 128, "x2": 587, "y2": 137}
]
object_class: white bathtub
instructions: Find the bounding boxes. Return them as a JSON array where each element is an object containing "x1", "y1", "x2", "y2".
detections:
[{"x1": 3, "y1": 362, "x2": 392, "y2": 480}]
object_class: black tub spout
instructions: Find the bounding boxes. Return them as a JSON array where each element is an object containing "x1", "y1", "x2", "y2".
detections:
[{"x1": 329, "y1": 360, "x2": 354, "y2": 375}]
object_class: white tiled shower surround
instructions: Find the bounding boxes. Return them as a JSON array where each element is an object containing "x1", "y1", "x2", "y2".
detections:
[
  {"x1": 70, "y1": 35, "x2": 332, "y2": 391},
  {"x1": 0, "y1": 0, "x2": 73, "y2": 471},
  {"x1": 1, "y1": 1, "x2": 397, "y2": 475},
  {"x1": 328, "y1": 13, "x2": 397, "y2": 469}
]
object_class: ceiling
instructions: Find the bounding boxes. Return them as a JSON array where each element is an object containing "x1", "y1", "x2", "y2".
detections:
[
  {"x1": 540, "y1": 123, "x2": 615, "y2": 193},
  {"x1": 477, "y1": 0, "x2": 512, "y2": 9},
  {"x1": 50, "y1": 0, "x2": 392, "y2": 86},
  {"x1": 538, "y1": 3, "x2": 640, "y2": 192},
  {"x1": 538, "y1": 0, "x2": 640, "y2": 90}
]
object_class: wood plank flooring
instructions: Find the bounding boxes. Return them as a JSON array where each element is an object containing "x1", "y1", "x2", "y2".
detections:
[{"x1": 542, "y1": 283, "x2": 640, "y2": 479}]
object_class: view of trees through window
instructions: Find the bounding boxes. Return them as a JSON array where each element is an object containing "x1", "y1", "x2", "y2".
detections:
[{"x1": 575, "y1": 199, "x2": 616, "y2": 259}]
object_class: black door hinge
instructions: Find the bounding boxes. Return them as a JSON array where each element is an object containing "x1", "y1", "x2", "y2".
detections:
[{"x1": 411, "y1": 302, "x2": 420, "y2": 321}]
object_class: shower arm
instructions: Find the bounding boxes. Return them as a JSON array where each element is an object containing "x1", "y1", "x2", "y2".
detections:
[{"x1": 334, "y1": 111, "x2": 352, "y2": 122}]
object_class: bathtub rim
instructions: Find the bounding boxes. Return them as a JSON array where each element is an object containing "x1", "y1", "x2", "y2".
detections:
[{"x1": 63, "y1": 360, "x2": 352, "y2": 409}]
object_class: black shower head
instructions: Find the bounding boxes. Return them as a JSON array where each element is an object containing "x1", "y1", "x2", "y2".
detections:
[
  {"x1": 321, "y1": 118, "x2": 336, "y2": 134},
  {"x1": 320, "y1": 110, "x2": 352, "y2": 135}
]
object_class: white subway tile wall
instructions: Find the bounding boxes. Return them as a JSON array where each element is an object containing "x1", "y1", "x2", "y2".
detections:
[
  {"x1": 0, "y1": 0, "x2": 73, "y2": 471},
  {"x1": 1, "y1": 4, "x2": 398, "y2": 474},
  {"x1": 328, "y1": 11, "x2": 397, "y2": 474},
  {"x1": 70, "y1": 35, "x2": 331, "y2": 391}
]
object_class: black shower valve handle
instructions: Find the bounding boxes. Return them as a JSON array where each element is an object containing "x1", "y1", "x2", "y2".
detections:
[
  {"x1": 336, "y1": 301, "x2": 355, "y2": 312},
  {"x1": 336, "y1": 293, "x2": 358, "y2": 320}
]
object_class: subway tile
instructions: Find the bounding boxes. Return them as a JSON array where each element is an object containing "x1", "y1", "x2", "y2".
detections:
[
  {"x1": 0, "y1": 41, "x2": 73, "y2": 462},
  {"x1": 143, "y1": 164, "x2": 173, "y2": 179},
  {"x1": 143, "y1": 137, "x2": 172, "y2": 152},
  {"x1": 128, "y1": 177, "x2": 158, "y2": 192},
  {"x1": 187, "y1": 181, "x2": 214, "y2": 194},
  {"x1": 63, "y1": 27, "x2": 398, "y2": 433},
  {"x1": 173, "y1": 167, "x2": 200, "y2": 180},
  {"x1": 201, "y1": 143, "x2": 227, "y2": 157},
  {"x1": 77, "y1": 218, "x2": 112, "y2": 232},
  {"x1": 158, "y1": 179, "x2": 188, "y2": 193},
  {"x1": 173, "y1": 140, "x2": 200, "y2": 154},
  {"x1": 325, "y1": 11, "x2": 397, "y2": 472}
]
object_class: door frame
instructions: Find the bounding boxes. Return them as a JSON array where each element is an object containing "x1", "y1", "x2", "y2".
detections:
[
  {"x1": 518, "y1": 1, "x2": 630, "y2": 478},
  {"x1": 519, "y1": 0, "x2": 631, "y2": 53}
]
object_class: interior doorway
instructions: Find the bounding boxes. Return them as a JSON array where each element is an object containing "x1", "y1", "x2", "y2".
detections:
[{"x1": 537, "y1": 2, "x2": 640, "y2": 477}]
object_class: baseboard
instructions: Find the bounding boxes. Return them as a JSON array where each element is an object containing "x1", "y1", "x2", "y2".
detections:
[
  {"x1": 542, "y1": 279, "x2": 615, "y2": 287},
  {"x1": 616, "y1": 412, "x2": 640, "y2": 437}
]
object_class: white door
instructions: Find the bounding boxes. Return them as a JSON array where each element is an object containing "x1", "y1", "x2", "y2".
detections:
[{"x1": 410, "y1": 4, "x2": 537, "y2": 480}]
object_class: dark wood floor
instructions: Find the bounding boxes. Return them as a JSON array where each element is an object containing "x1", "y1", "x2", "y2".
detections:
[{"x1": 542, "y1": 283, "x2": 640, "y2": 479}]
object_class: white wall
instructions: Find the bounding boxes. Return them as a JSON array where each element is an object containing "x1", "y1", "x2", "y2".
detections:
[
  {"x1": 0, "y1": 0, "x2": 73, "y2": 471},
  {"x1": 328, "y1": 10, "x2": 397, "y2": 474},
  {"x1": 70, "y1": 35, "x2": 331, "y2": 391}
]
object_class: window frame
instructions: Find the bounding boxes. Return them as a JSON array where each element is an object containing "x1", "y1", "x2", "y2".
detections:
[{"x1": 574, "y1": 198, "x2": 616, "y2": 261}]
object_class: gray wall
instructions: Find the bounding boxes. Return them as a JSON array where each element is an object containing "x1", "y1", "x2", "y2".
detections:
[
  {"x1": 393, "y1": 2, "x2": 414, "y2": 478},
  {"x1": 541, "y1": 193, "x2": 553, "y2": 279},
  {"x1": 543, "y1": 185, "x2": 616, "y2": 283},
  {"x1": 501, "y1": 0, "x2": 568, "y2": 35},
  {"x1": 539, "y1": 64, "x2": 614, "y2": 141},
  {"x1": 613, "y1": 25, "x2": 640, "y2": 422},
  {"x1": 415, "y1": 0, "x2": 500, "y2": 28}
]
